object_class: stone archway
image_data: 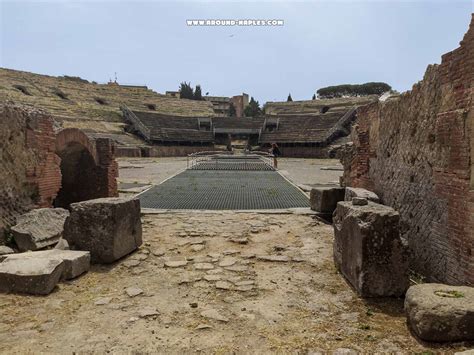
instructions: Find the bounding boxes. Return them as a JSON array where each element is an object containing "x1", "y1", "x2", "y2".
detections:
[
  {"x1": 54, "y1": 128, "x2": 118, "y2": 208},
  {"x1": 54, "y1": 141, "x2": 99, "y2": 207}
]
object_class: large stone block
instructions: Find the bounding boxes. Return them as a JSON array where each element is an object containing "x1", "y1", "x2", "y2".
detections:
[
  {"x1": 333, "y1": 201, "x2": 409, "y2": 297},
  {"x1": 310, "y1": 187, "x2": 345, "y2": 213},
  {"x1": 1, "y1": 249, "x2": 90, "y2": 280},
  {"x1": 405, "y1": 284, "x2": 474, "y2": 342},
  {"x1": 11, "y1": 208, "x2": 69, "y2": 251},
  {"x1": 64, "y1": 197, "x2": 142, "y2": 263},
  {"x1": 0, "y1": 246, "x2": 14, "y2": 256},
  {"x1": 344, "y1": 187, "x2": 380, "y2": 203},
  {"x1": 0, "y1": 257, "x2": 64, "y2": 295}
]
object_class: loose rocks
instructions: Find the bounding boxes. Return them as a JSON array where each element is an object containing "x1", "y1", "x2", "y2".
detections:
[{"x1": 11, "y1": 208, "x2": 69, "y2": 251}]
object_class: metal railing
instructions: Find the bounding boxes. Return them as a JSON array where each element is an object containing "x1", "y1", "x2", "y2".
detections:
[
  {"x1": 187, "y1": 151, "x2": 275, "y2": 170},
  {"x1": 120, "y1": 104, "x2": 152, "y2": 141}
]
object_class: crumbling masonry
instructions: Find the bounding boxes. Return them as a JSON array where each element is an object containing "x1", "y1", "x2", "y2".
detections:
[
  {"x1": 0, "y1": 104, "x2": 118, "y2": 240},
  {"x1": 342, "y1": 15, "x2": 474, "y2": 285}
]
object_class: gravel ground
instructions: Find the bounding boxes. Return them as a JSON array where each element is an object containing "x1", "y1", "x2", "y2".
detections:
[
  {"x1": 0, "y1": 158, "x2": 469, "y2": 353},
  {"x1": 0, "y1": 212, "x2": 468, "y2": 353}
]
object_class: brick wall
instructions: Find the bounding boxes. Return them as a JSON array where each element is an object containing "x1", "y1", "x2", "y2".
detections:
[
  {"x1": 0, "y1": 105, "x2": 118, "y2": 241},
  {"x1": 342, "y1": 16, "x2": 474, "y2": 285},
  {"x1": 54, "y1": 129, "x2": 118, "y2": 207},
  {"x1": 0, "y1": 105, "x2": 61, "y2": 242}
]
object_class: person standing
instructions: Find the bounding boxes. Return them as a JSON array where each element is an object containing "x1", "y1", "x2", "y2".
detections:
[{"x1": 269, "y1": 143, "x2": 281, "y2": 169}]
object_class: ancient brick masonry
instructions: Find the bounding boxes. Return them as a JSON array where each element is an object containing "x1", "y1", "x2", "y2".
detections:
[
  {"x1": 27, "y1": 112, "x2": 62, "y2": 208},
  {"x1": 342, "y1": 16, "x2": 474, "y2": 285},
  {"x1": 0, "y1": 105, "x2": 61, "y2": 241},
  {"x1": 95, "y1": 138, "x2": 118, "y2": 198},
  {"x1": 0, "y1": 104, "x2": 118, "y2": 241},
  {"x1": 54, "y1": 128, "x2": 118, "y2": 207}
]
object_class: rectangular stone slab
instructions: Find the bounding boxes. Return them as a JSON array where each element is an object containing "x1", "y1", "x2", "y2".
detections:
[
  {"x1": 11, "y1": 208, "x2": 69, "y2": 251},
  {"x1": 333, "y1": 201, "x2": 409, "y2": 297},
  {"x1": 310, "y1": 187, "x2": 345, "y2": 213},
  {"x1": 64, "y1": 197, "x2": 142, "y2": 264},
  {"x1": 0, "y1": 258, "x2": 64, "y2": 295},
  {"x1": 344, "y1": 187, "x2": 380, "y2": 203},
  {"x1": 2, "y1": 250, "x2": 90, "y2": 280}
]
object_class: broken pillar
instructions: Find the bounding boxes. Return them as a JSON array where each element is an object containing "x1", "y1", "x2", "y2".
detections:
[
  {"x1": 11, "y1": 208, "x2": 69, "y2": 251},
  {"x1": 333, "y1": 200, "x2": 409, "y2": 297},
  {"x1": 310, "y1": 187, "x2": 345, "y2": 213},
  {"x1": 405, "y1": 284, "x2": 474, "y2": 342},
  {"x1": 63, "y1": 197, "x2": 142, "y2": 263}
]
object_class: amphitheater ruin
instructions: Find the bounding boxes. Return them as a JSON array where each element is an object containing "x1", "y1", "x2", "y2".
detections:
[{"x1": 0, "y1": 14, "x2": 473, "y2": 354}]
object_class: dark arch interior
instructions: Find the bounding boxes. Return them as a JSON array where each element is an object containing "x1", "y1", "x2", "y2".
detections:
[
  {"x1": 320, "y1": 106, "x2": 330, "y2": 114},
  {"x1": 54, "y1": 142, "x2": 100, "y2": 208}
]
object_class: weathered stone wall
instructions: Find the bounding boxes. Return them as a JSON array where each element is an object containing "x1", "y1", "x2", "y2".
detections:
[
  {"x1": 146, "y1": 145, "x2": 215, "y2": 157},
  {"x1": 0, "y1": 104, "x2": 61, "y2": 242},
  {"x1": 275, "y1": 146, "x2": 330, "y2": 158},
  {"x1": 342, "y1": 16, "x2": 474, "y2": 285},
  {"x1": 0, "y1": 104, "x2": 119, "y2": 242},
  {"x1": 116, "y1": 146, "x2": 142, "y2": 158}
]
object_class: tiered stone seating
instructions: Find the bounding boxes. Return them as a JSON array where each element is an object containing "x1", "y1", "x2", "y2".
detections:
[
  {"x1": 0, "y1": 68, "x2": 215, "y2": 147},
  {"x1": 132, "y1": 111, "x2": 213, "y2": 142},
  {"x1": 212, "y1": 117, "x2": 265, "y2": 132},
  {"x1": 259, "y1": 113, "x2": 342, "y2": 143},
  {"x1": 264, "y1": 96, "x2": 377, "y2": 116}
]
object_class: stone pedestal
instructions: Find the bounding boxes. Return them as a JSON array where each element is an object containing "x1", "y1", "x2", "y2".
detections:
[
  {"x1": 64, "y1": 197, "x2": 142, "y2": 263},
  {"x1": 333, "y1": 201, "x2": 409, "y2": 297}
]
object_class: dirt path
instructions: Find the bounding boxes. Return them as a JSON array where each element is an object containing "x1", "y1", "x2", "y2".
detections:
[{"x1": 0, "y1": 212, "x2": 465, "y2": 353}]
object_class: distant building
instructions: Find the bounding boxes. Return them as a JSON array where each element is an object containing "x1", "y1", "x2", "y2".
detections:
[
  {"x1": 230, "y1": 93, "x2": 249, "y2": 117},
  {"x1": 204, "y1": 96, "x2": 231, "y2": 116},
  {"x1": 205, "y1": 93, "x2": 249, "y2": 117},
  {"x1": 165, "y1": 91, "x2": 180, "y2": 98}
]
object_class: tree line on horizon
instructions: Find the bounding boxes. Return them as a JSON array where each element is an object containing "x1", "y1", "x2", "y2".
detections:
[
  {"x1": 285, "y1": 82, "x2": 392, "y2": 102},
  {"x1": 315, "y1": 82, "x2": 392, "y2": 99},
  {"x1": 178, "y1": 81, "x2": 391, "y2": 116},
  {"x1": 179, "y1": 82, "x2": 205, "y2": 101}
]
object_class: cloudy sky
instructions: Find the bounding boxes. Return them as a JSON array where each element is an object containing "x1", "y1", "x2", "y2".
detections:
[{"x1": 1, "y1": 0, "x2": 472, "y2": 103}]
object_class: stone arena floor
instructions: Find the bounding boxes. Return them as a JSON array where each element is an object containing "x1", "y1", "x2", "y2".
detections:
[{"x1": 0, "y1": 158, "x2": 469, "y2": 353}]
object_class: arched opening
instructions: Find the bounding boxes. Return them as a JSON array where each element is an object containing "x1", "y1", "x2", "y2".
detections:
[
  {"x1": 320, "y1": 106, "x2": 330, "y2": 114},
  {"x1": 53, "y1": 142, "x2": 100, "y2": 208}
]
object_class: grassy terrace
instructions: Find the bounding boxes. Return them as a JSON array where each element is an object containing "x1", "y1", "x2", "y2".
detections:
[
  {"x1": 264, "y1": 96, "x2": 378, "y2": 116},
  {"x1": 0, "y1": 68, "x2": 215, "y2": 139}
]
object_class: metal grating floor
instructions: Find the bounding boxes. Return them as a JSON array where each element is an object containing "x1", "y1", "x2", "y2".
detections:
[
  {"x1": 189, "y1": 159, "x2": 274, "y2": 171},
  {"x1": 139, "y1": 170, "x2": 310, "y2": 210}
]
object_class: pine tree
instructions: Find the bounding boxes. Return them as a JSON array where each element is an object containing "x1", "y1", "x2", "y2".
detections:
[
  {"x1": 194, "y1": 85, "x2": 203, "y2": 100},
  {"x1": 287, "y1": 93, "x2": 293, "y2": 102},
  {"x1": 312, "y1": 94, "x2": 316, "y2": 100},
  {"x1": 179, "y1": 82, "x2": 194, "y2": 100},
  {"x1": 244, "y1": 97, "x2": 262, "y2": 117}
]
